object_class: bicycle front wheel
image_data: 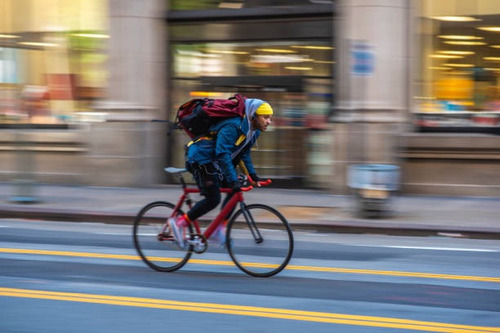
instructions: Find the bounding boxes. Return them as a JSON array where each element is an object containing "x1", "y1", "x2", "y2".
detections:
[
  {"x1": 227, "y1": 204, "x2": 294, "y2": 277},
  {"x1": 133, "y1": 201, "x2": 192, "y2": 272}
]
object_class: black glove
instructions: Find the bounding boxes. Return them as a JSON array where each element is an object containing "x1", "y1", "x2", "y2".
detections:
[
  {"x1": 230, "y1": 181, "x2": 241, "y2": 193},
  {"x1": 249, "y1": 173, "x2": 261, "y2": 182}
]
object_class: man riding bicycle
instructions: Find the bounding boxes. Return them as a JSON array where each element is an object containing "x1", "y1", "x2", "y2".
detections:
[{"x1": 168, "y1": 98, "x2": 273, "y2": 248}]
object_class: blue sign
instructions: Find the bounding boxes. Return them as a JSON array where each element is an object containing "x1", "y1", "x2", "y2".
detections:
[{"x1": 351, "y1": 43, "x2": 374, "y2": 76}]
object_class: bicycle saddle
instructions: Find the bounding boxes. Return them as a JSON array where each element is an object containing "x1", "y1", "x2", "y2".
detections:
[{"x1": 164, "y1": 167, "x2": 187, "y2": 174}]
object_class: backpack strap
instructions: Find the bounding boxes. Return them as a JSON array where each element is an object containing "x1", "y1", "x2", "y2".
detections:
[
  {"x1": 235, "y1": 134, "x2": 246, "y2": 146},
  {"x1": 186, "y1": 135, "x2": 213, "y2": 148}
]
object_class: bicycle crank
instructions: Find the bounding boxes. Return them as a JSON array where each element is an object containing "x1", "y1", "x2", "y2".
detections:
[{"x1": 187, "y1": 233, "x2": 207, "y2": 254}]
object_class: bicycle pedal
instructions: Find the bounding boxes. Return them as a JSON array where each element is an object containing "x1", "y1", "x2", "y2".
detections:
[{"x1": 158, "y1": 233, "x2": 175, "y2": 241}]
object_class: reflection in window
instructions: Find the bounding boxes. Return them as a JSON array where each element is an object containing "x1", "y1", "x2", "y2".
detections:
[
  {"x1": 417, "y1": 0, "x2": 500, "y2": 115},
  {"x1": 169, "y1": 40, "x2": 334, "y2": 184},
  {"x1": 0, "y1": 0, "x2": 108, "y2": 124},
  {"x1": 172, "y1": 42, "x2": 334, "y2": 78}
]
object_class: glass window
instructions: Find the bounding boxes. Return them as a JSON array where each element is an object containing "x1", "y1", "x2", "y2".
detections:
[
  {"x1": 172, "y1": 41, "x2": 333, "y2": 78},
  {"x1": 169, "y1": 0, "x2": 333, "y2": 11},
  {"x1": 167, "y1": 2, "x2": 335, "y2": 186},
  {"x1": 169, "y1": 40, "x2": 334, "y2": 183},
  {"x1": 415, "y1": 0, "x2": 500, "y2": 132},
  {"x1": 0, "y1": 0, "x2": 108, "y2": 124},
  {"x1": 169, "y1": 40, "x2": 334, "y2": 124}
]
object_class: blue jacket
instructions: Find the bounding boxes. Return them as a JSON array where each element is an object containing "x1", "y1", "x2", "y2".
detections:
[
  {"x1": 185, "y1": 98, "x2": 267, "y2": 186},
  {"x1": 186, "y1": 116, "x2": 260, "y2": 186}
]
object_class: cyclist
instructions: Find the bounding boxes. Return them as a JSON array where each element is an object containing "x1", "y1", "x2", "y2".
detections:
[{"x1": 168, "y1": 98, "x2": 273, "y2": 248}]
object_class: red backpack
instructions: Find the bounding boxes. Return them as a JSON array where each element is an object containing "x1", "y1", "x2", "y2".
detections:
[{"x1": 175, "y1": 94, "x2": 246, "y2": 139}]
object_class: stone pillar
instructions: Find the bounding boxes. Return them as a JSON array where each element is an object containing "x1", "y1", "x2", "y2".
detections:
[
  {"x1": 331, "y1": 0, "x2": 414, "y2": 193},
  {"x1": 86, "y1": 0, "x2": 167, "y2": 187},
  {"x1": 107, "y1": 0, "x2": 167, "y2": 109},
  {"x1": 86, "y1": 103, "x2": 166, "y2": 187}
]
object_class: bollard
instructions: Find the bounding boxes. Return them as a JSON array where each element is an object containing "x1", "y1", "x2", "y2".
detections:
[{"x1": 9, "y1": 124, "x2": 38, "y2": 203}]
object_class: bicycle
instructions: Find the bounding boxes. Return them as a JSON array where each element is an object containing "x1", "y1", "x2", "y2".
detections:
[{"x1": 133, "y1": 167, "x2": 294, "y2": 277}]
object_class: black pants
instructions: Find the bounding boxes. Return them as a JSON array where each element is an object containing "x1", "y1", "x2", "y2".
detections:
[{"x1": 186, "y1": 163, "x2": 235, "y2": 222}]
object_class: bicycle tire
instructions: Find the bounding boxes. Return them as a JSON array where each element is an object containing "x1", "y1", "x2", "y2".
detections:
[
  {"x1": 226, "y1": 204, "x2": 294, "y2": 277},
  {"x1": 133, "y1": 201, "x2": 193, "y2": 272}
]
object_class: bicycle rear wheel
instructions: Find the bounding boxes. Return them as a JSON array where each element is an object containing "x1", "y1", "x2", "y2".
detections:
[
  {"x1": 226, "y1": 204, "x2": 294, "y2": 277},
  {"x1": 133, "y1": 201, "x2": 192, "y2": 272}
]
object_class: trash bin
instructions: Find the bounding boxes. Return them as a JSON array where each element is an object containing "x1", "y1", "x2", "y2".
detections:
[{"x1": 347, "y1": 164, "x2": 400, "y2": 218}]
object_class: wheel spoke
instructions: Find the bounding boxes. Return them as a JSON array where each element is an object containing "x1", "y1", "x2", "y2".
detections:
[
  {"x1": 227, "y1": 204, "x2": 294, "y2": 277},
  {"x1": 133, "y1": 201, "x2": 192, "y2": 272}
]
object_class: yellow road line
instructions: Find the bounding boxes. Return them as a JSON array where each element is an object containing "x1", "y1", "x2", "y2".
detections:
[
  {"x1": 1, "y1": 247, "x2": 499, "y2": 283},
  {"x1": 0, "y1": 288, "x2": 498, "y2": 332},
  {"x1": 285, "y1": 265, "x2": 500, "y2": 283}
]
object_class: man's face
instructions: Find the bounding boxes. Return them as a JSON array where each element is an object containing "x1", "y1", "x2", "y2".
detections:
[{"x1": 254, "y1": 115, "x2": 272, "y2": 131}]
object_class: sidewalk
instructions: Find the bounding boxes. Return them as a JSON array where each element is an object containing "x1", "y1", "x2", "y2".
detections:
[{"x1": 1, "y1": 182, "x2": 499, "y2": 238}]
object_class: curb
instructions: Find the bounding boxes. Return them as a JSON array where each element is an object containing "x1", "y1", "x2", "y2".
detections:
[
  {"x1": 2, "y1": 206, "x2": 499, "y2": 239},
  {"x1": 0, "y1": 206, "x2": 136, "y2": 224}
]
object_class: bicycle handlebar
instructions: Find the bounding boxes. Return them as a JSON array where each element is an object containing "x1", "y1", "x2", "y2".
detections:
[
  {"x1": 245, "y1": 174, "x2": 272, "y2": 187},
  {"x1": 258, "y1": 179, "x2": 272, "y2": 186},
  {"x1": 240, "y1": 179, "x2": 272, "y2": 191},
  {"x1": 221, "y1": 178, "x2": 272, "y2": 193}
]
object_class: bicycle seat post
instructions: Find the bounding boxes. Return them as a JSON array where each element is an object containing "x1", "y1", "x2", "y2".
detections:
[
  {"x1": 179, "y1": 173, "x2": 187, "y2": 190},
  {"x1": 178, "y1": 172, "x2": 194, "y2": 208}
]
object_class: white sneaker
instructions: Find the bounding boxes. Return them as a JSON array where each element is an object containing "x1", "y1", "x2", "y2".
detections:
[
  {"x1": 167, "y1": 217, "x2": 187, "y2": 249},
  {"x1": 209, "y1": 226, "x2": 226, "y2": 248}
]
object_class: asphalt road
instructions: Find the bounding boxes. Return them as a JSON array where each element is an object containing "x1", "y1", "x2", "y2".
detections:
[{"x1": 1, "y1": 219, "x2": 499, "y2": 333}]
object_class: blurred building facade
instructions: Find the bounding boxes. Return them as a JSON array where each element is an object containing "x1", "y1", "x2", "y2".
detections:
[{"x1": 0, "y1": 0, "x2": 499, "y2": 196}]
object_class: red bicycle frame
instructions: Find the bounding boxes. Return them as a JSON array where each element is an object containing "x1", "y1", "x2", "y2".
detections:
[
  {"x1": 170, "y1": 186, "x2": 245, "y2": 241},
  {"x1": 170, "y1": 174, "x2": 271, "y2": 241}
]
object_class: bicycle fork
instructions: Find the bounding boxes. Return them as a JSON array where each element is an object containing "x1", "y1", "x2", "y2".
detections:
[{"x1": 239, "y1": 202, "x2": 263, "y2": 244}]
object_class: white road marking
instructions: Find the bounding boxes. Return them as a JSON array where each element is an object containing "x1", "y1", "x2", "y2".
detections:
[
  {"x1": 93, "y1": 232, "x2": 131, "y2": 236},
  {"x1": 384, "y1": 245, "x2": 498, "y2": 252}
]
